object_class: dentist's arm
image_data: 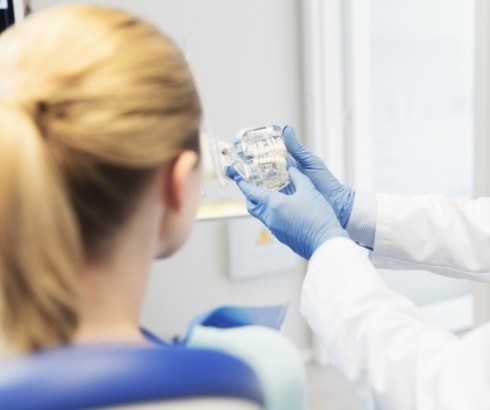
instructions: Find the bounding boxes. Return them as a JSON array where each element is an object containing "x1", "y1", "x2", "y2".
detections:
[
  {"x1": 302, "y1": 237, "x2": 490, "y2": 410},
  {"x1": 284, "y1": 126, "x2": 490, "y2": 282},
  {"x1": 231, "y1": 171, "x2": 490, "y2": 410},
  {"x1": 368, "y1": 193, "x2": 490, "y2": 281}
]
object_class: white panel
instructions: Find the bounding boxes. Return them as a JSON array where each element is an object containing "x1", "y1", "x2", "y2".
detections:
[
  {"x1": 13, "y1": 0, "x2": 24, "y2": 22},
  {"x1": 342, "y1": 0, "x2": 372, "y2": 190},
  {"x1": 302, "y1": 0, "x2": 346, "y2": 180},
  {"x1": 474, "y1": 0, "x2": 490, "y2": 325}
]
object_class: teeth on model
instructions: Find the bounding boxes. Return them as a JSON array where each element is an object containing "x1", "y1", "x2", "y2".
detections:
[{"x1": 222, "y1": 125, "x2": 291, "y2": 191}]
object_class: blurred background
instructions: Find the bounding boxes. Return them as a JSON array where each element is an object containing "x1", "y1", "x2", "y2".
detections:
[{"x1": 27, "y1": 0, "x2": 489, "y2": 408}]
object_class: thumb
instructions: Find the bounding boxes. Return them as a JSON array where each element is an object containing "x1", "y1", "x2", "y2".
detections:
[
  {"x1": 236, "y1": 179, "x2": 271, "y2": 204},
  {"x1": 245, "y1": 198, "x2": 265, "y2": 219},
  {"x1": 225, "y1": 165, "x2": 240, "y2": 180},
  {"x1": 288, "y1": 167, "x2": 316, "y2": 193},
  {"x1": 283, "y1": 125, "x2": 325, "y2": 170},
  {"x1": 283, "y1": 126, "x2": 312, "y2": 163}
]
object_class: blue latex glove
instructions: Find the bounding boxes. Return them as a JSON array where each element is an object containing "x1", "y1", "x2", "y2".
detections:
[
  {"x1": 283, "y1": 126, "x2": 355, "y2": 228},
  {"x1": 232, "y1": 167, "x2": 349, "y2": 260}
]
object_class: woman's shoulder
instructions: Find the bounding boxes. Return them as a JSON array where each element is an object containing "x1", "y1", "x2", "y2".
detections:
[{"x1": 187, "y1": 325, "x2": 306, "y2": 410}]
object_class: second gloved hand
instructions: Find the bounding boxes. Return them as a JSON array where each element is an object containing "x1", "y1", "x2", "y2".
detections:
[
  {"x1": 234, "y1": 167, "x2": 349, "y2": 260},
  {"x1": 283, "y1": 126, "x2": 355, "y2": 228}
]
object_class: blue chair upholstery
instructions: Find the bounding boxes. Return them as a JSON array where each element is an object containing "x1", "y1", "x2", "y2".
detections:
[{"x1": 0, "y1": 345, "x2": 264, "y2": 410}]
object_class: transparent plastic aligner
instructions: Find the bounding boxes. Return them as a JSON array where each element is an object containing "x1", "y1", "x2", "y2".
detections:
[{"x1": 221, "y1": 125, "x2": 290, "y2": 191}]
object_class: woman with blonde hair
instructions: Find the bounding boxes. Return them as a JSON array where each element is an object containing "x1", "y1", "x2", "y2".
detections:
[{"x1": 0, "y1": 5, "x2": 304, "y2": 409}]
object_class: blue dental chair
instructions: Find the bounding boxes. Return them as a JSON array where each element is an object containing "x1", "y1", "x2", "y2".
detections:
[
  {"x1": 0, "y1": 306, "x2": 305, "y2": 409},
  {"x1": 0, "y1": 345, "x2": 264, "y2": 410}
]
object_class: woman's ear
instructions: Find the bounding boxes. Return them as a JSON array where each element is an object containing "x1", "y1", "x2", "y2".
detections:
[
  {"x1": 155, "y1": 150, "x2": 201, "y2": 259},
  {"x1": 165, "y1": 150, "x2": 199, "y2": 211}
]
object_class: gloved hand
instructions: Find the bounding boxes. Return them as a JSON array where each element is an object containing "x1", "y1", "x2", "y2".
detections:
[
  {"x1": 283, "y1": 126, "x2": 355, "y2": 228},
  {"x1": 232, "y1": 167, "x2": 349, "y2": 260}
]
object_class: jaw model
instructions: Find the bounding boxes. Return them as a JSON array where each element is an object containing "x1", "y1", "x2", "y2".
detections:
[{"x1": 222, "y1": 125, "x2": 290, "y2": 191}]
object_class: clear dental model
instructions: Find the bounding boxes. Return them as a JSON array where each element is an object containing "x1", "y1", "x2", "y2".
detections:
[{"x1": 221, "y1": 125, "x2": 290, "y2": 191}]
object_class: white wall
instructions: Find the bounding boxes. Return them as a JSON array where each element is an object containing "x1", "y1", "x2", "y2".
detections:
[{"x1": 33, "y1": 0, "x2": 311, "y2": 349}]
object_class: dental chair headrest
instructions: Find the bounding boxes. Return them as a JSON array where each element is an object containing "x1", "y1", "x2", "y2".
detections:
[{"x1": 0, "y1": 345, "x2": 263, "y2": 410}]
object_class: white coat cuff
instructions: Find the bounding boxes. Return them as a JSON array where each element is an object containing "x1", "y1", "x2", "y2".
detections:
[{"x1": 345, "y1": 191, "x2": 377, "y2": 250}]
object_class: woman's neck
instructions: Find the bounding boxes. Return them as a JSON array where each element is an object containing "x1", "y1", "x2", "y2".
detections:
[
  {"x1": 74, "y1": 196, "x2": 163, "y2": 345},
  {"x1": 74, "y1": 258, "x2": 150, "y2": 344}
]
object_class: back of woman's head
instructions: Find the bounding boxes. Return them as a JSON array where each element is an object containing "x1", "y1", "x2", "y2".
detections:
[{"x1": 0, "y1": 5, "x2": 201, "y2": 353}]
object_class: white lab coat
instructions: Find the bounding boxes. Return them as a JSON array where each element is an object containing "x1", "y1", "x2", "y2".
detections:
[{"x1": 300, "y1": 194, "x2": 490, "y2": 409}]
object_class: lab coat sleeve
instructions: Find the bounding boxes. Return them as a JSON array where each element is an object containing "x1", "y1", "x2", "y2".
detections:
[
  {"x1": 301, "y1": 237, "x2": 490, "y2": 409},
  {"x1": 346, "y1": 191, "x2": 377, "y2": 250},
  {"x1": 371, "y1": 194, "x2": 490, "y2": 281}
]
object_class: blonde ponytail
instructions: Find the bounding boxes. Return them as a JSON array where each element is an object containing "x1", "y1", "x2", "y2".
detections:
[
  {"x1": 0, "y1": 5, "x2": 201, "y2": 353},
  {"x1": 0, "y1": 102, "x2": 82, "y2": 352}
]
